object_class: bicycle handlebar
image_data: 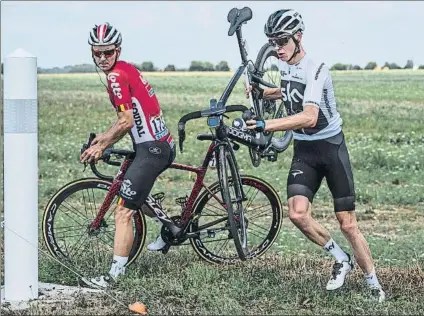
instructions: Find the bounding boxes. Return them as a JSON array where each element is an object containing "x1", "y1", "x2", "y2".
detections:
[
  {"x1": 177, "y1": 104, "x2": 267, "y2": 153},
  {"x1": 80, "y1": 133, "x2": 134, "y2": 181}
]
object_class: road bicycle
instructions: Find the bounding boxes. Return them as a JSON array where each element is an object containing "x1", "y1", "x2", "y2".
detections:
[
  {"x1": 226, "y1": 6, "x2": 293, "y2": 167},
  {"x1": 42, "y1": 104, "x2": 283, "y2": 271},
  {"x1": 41, "y1": 6, "x2": 288, "y2": 275}
]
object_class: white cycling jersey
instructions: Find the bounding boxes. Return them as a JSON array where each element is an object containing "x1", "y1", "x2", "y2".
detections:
[{"x1": 277, "y1": 54, "x2": 343, "y2": 141}]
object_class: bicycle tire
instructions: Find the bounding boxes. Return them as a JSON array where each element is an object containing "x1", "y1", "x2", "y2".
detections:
[
  {"x1": 189, "y1": 175, "x2": 283, "y2": 265},
  {"x1": 217, "y1": 144, "x2": 247, "y2": 260},
  {"x1": 42, "y1": 178, "x2": 146, "y2": 270},
  {"x1": 254, "y1": 42, "x2": 282, "y2": 121},
  {"x1": 254, "y1": 43, "x2": 279, "y2": 88}
]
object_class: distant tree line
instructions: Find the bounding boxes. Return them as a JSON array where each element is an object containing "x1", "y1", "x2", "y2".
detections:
[
  {"x1": 0, "y1": 60, "x2": 231, "y2": 74},
  {"x1": 330, "y1": 60, "x2": 424, "y2": 71},
  {"x1": 1, "y1": 59, "x2": 423, "y2": 74}
]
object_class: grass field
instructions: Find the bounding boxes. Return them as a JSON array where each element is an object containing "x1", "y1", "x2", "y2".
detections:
[{"x1": 1, "y1": 70, "x2": 424, "y2": 315}]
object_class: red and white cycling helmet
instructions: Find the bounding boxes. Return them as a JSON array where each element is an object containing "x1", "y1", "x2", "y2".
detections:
[{"x1": 88, "y1": 22, "x2": 122, "y2": 46}]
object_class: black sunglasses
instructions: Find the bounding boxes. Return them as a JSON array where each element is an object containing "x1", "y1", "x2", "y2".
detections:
[
  {"x1": 92, "y1": 49, "x2": 116, "y2": 58},
  {"x1": 269, "y1": 37, "x2": 291, "y2": 48}
]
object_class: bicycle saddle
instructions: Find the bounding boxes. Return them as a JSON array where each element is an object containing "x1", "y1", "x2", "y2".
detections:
[{"x1": 227, "y1": 7, "x2": 253, "y2": 36}]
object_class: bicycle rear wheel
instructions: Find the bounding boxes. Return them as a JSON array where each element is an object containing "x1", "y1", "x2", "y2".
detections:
[
  {"x1": 42, "y1": 178, "x2": 146, "y2": 276},
  {"x1": 217, "y1": 144, "x2": 247, "y2": 260}
]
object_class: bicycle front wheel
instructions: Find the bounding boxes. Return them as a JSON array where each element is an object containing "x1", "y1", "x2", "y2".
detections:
[
  {"x1": 217, "y1": 144, "x2": 247, "y2": 260},
  {"x1": 189, "y1": 174, "x2": 283, "y2": 265},
  {"x1": 42, "y1": 178, "x2": 146, "y2": 276}
]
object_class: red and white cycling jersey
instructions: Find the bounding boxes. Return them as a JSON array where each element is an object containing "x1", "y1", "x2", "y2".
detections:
[{"x1": 106, "y1": 61, "x2": 172, "y2": 145}]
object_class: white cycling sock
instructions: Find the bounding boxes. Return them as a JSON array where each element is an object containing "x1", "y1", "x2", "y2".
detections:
[
  {"x1": 109, "y1": 255, "x2": 128, "y2": 279},
  {"x1": 323, "y1": 238, "x2": 349, "y2": 262},
  {"x1": 364, "y1": 267, "x2": 381, "y2": 288}
]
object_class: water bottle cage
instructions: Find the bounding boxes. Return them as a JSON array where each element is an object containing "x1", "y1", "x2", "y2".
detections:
[
  {"x1": 175, "y1": 196, "x2": 189, "y2": 210},
  {"x1": 152, "y1": 192, "x2": 165, "y2": 208}
]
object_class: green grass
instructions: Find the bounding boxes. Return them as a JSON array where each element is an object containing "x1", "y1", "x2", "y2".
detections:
[{"x1": 1, "y1": 70, "x2": 424, "y2": 315}]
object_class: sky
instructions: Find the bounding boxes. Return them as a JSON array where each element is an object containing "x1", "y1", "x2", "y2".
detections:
[{"x1": 2, "y1": 1, "x2": 424, "y2": 70}]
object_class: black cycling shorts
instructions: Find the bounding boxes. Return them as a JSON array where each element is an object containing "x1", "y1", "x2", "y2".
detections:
[
  {"x1": 117, "y1": 140, "x2": 175, "y2": 210},
  {"x1": 287, "y1": 131, "x2": 355, "y2": 212}
]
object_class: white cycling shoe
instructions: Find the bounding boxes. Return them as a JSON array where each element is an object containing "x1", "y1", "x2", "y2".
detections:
[
  {"x1": 82, "y1": 265, "x2": 124, "y2": 289},
  {"x1": 370, "y1": 286, "x2": 386, "y2": 303},
  {"x1": 147, "y1": 234, "x2": 167, "y2": 251},
  {"x1": 326, "y1": 253, "x2": 354, "y2": 291}
]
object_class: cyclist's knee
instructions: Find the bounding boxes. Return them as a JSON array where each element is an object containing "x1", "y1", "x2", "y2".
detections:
[
  {"x1": 115, "y1": 205, "x2": 134, "y2": 224},
  {"x1": 288, "y1": 196, "x2": 310, "y2": 226},
  {"x1": 336, "y1": 211, "x2": 359, "y2": 237}
]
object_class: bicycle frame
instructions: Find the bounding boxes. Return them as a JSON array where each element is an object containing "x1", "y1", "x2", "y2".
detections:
[
  {"x1": 218, "y1": 27, "x2": 276, "y2": 110},
  {"x1": 88, "y1": 141, "x2": 230, "y2": 239}
]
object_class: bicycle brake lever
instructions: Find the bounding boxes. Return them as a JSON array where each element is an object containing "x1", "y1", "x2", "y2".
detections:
[
  {"x1": 179, "y1": 131, "x2": 185, "y2": 153},
  {"x1": 178, "y1": 122, "x2": 186, "y2": 153}
]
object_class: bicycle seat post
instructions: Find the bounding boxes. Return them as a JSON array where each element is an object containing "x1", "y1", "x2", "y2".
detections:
[{"x1": 236, "y1": 28, "x2": 248, "y2": 65}]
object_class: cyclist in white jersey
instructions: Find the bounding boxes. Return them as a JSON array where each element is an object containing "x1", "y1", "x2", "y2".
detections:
[{"x1": 245, "y1": 9, "x2": 385, "y2": 302}]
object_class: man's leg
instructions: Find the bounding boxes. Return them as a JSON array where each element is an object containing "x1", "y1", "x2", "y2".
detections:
[
  {"x1": 325, "y1": 132, "x2": 385, "y2": 301},
  {"x1": 287, "y1": 139, "x2": 353, "y2": 291},
  {"x1": 288, "y1": 195, "x2": 353, "y2": 290},
  {"x1": 88, "y1": 199, "x2": 137, "y2": 288},
  {"x1": 146, "y1": 143, "x2": 176, "y2": 252},
  {"x1": 108, "y1": 201, "x2": 136, "y2": 277},
  {"x1": 89, "y1": 141, "x2": 173, "y2": 287},
  {"x1": 336, "y1": 210, "x2": 385, "y2": 301},
  {"x1": 288, "y1": 195, "x2": 332, "y2": 247}
]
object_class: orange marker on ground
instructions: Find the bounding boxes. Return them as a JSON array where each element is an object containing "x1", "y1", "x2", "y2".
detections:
[{"x1": 128, "y1": 302, "x2": 147, "y2": 315}]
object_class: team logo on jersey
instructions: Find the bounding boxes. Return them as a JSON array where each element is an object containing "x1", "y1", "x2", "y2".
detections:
[
  {"x1": 281, "y1": 80, "x2": 306, "y2": 116},
  {"x1": 120, "y1": 179, "x2": 137, "y2": 198},
  {"x1": 291, "y1": 169, "x2": 304, "y2": 178},
  {"x1": 149, "y1": 147, "x2": 162, "y2": 155},
  {"x1": 138, "y1": 71, "x2": 155, "y2": 97},
  {"x1": 107, "y1": 72, "x2": 122, "y2": 99},
  {"x1": 281, "y1": 86, "x2": 304, "y2": 104},
  {"x1": 132, "y1": 105, "x2": 146, "y2": 137}
]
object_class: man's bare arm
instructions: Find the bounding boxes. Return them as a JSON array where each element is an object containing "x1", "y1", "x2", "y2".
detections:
[
  {"x1": 263, "y1": 87, "x2": 282, "y2": 101},
  {"x1": 96, "y1": 110, "x2": 133, "y2": 149},
  {"x1": 264, "y1": 105, "x2": 319, "y2": 132}
]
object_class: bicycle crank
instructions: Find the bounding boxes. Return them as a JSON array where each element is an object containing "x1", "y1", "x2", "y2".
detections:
[{"x1": 160, "y1": 216, "x2": 189, "y2": 248}]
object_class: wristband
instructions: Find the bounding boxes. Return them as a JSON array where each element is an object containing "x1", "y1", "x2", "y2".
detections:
[{"x1": 255, "y1": 120, "x2": 266, "y2": 132}]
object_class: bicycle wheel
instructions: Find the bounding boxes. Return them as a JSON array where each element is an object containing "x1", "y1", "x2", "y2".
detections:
[
  {"x1": 218, "y1": 144, "x2": 247, "y2": 260},
  {"x1": 255, "y1": 42, "x2": 281, "y2": 102},
  {"x1": 42, "y1": 178, "x2": 146, "y2": 275},
  {"x1": 189, "y1": 174, "x2": 283, "y2": 265}
]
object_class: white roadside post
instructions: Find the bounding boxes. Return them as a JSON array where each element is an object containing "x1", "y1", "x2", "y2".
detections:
[{"x1": 3, "y1": 48, "x2": 39, "y2": 302}]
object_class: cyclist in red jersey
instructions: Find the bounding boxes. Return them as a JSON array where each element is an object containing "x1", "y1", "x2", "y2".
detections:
[{"x1": 80, "y1": 22, "x2": 176, "y2": 288}]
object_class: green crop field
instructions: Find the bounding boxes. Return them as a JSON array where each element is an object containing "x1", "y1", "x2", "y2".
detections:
[{"x1": 1, "y1": 70, "x2": 424, "y2": 315}]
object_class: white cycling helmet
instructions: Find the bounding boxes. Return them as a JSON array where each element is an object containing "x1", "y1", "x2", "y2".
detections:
[
  {"x1": 88, "y1": 22, "x2": 122, "y2": 46},
  {"x1": 264, "y1": 9, "x2": 305, "y2": 38}
]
